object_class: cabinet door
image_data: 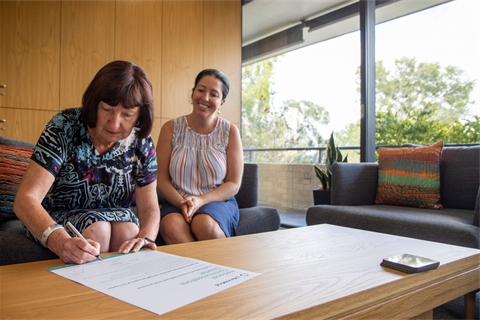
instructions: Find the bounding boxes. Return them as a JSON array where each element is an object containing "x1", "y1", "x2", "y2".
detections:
[
  {"x1": 0, "y1": 108, "x2": 56, "y2": 143},
  {"x1": 60, "y1": 0, "x2": 115, "y2": 110},
  {"x1": 115, "y1": 0, "x2": 163, "y2": 120},
  {"x1": 204, "y1": 1, "x2": 242, "y2": 127},
  {"x1": 0, "y1": 1, "x2": 61, "y2": 111},
  {"x1": 162, "y1": 1, "x2": 203, "y2": 120}
]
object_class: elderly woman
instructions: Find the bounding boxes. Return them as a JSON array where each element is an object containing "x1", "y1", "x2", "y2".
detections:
[
  {"x1": 156, "y1": 69, "x2": 243, "y2": 244},
  {"x1": 14, "y1": 60, "x2": 160, "y2": 264}
]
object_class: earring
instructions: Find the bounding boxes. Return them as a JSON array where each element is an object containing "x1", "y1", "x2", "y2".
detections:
[
  {"x1": 218, "y1": 110, "x2": 221, "y2": 114},
  {"x1": 136, "y1": 121, "x2": 140, "y2": 126}
]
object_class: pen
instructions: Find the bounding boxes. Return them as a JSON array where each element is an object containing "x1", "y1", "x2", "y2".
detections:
[{"x1": 66, "y1": 222, "x2": 103, "y2": 262}]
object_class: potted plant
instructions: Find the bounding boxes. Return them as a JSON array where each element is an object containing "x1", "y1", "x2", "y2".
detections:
[{"x1": 313, "y1": 132, "x2": 348, "y2": 205}]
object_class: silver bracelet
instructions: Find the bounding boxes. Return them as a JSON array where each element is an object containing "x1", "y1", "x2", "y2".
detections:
[{"x1": 40, "y1": 224, "x2": 64, "y2": 248}]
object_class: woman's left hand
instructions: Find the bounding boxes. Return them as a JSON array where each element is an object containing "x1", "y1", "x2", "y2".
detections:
[{"x1": 118, "y1": 237, "x2": 157, "y2": 254}]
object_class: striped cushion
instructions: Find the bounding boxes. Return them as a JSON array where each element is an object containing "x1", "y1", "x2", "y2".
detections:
[
  {"x1": 375, "y1": 141, "x2": 444, "y2": 209},
  {"x1": 0, "y1": 145, "x2": 34, "y2": 219}
]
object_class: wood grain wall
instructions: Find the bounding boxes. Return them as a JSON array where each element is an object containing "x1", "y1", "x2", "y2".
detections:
[{"x1": 0, "y1": 0, "x2": 241, "y2": 144}]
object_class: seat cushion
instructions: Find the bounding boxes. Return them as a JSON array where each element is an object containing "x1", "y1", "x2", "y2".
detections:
[
  {"x1": 306, "y1": 204, "x2": 479, "y2": 249},
  {"x1": 235, "y1": 163, "x2": 258, "y2": 209},
  {"x1": 0, "y1": 220, "x2": 59, "y2": 266},
  {"x1": 441, "y1": 146, "x2": 480, "y2": 210}
]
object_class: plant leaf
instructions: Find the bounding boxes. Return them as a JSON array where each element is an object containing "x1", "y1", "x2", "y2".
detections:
[
  {"x1": 313, "y1": 132, "x2": 348, "y2": 192},
  {"x1": 314, "y1": 165, "x2": 328, "y2": 190}
]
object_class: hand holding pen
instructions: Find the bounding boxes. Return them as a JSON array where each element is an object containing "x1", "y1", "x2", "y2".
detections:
[{"x1": 67, "y1": 222, "x2": 103, "y2": 262}]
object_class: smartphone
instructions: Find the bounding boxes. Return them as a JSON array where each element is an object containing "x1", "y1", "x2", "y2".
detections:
[{"x1": 381, "y1": 254, "x2": 440, "y2": 273}]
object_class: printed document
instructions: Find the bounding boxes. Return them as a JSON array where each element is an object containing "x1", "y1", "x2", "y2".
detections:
[{"x1": 48, "y1": 250, "x2": 260, "y2": 316}]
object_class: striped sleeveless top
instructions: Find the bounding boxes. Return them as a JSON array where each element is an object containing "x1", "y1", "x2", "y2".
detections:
[{"x1": 169, "y1": 115, "x2": 230, "y2": 197}]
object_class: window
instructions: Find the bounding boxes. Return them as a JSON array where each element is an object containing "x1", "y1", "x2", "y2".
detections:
[
  {"x1": 375, "y1": 0, "x2": 479, "y2": 145},
  {"x1": 242, "y1": 31, "x2": 360, "y2": 163},
  {"x1": 241, "y1": 0, "x2": 478, "y2": 165}
]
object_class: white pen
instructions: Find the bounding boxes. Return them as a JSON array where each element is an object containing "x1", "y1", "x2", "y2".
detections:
[{"x1": 66, "y1": 222, "x2": 103, "y2": 262}]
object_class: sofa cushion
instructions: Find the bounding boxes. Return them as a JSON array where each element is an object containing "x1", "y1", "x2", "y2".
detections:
[
  {"x1": 306, "y1": 205, "x2": 479, "y2": 249},
  {"x1": 375, "y1": 141, "x2": 443, "y2": 209},
  {"x1": 235, "y1": 163, "x2": 258, "y2": 209},
  {"x1": 0, "y1": 145, "x2": 34, "y2": 220},
  {"x1": 441, "y1": 146, "x2": 480, "y2": 210},
  {"x1": 0, "y1": 220, "x2": 59, "y2": 265},
  {"x1": 331, "y1": 162, "x2": 378, "y2": 206}
]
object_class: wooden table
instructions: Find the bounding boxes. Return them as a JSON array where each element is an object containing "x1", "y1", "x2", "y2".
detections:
[{"x1": 1, "y1": 224, "x2": 479, "y2": 319}]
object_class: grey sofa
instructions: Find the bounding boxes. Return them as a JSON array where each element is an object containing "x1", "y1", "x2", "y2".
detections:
[
  {"x1": 306, "y1": 145, "x2": 480, "y2": 249},
  {"x1": 0, "y1": 136, "x2": 280, "y2": 266}
]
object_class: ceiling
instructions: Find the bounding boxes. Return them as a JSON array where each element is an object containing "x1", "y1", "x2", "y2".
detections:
[
  {"x1": 242, "y1": 0, "x2": 355, "y2": 46},
  {"x1": 241, "y1": 0, "x2": 452, "y2": 65}
]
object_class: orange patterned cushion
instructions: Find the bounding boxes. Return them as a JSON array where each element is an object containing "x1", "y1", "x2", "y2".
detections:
[
  {"x1": 0, "y1": 145, "x2": 34, "y2": 219},
  {"x1": 375, "y1": 141, "x2": 443, "y2": 209}
]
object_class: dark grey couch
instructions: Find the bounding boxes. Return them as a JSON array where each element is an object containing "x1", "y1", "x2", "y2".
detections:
[
  {"x1": 0, "y1": 136, "x2": 280, "y2": 266},
  {"x1": 306, "y1": 145, "x2": 480, "y2": 249}
]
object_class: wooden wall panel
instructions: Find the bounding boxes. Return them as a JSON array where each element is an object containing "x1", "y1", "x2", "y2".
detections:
[
  {"x1": 0, "y1": 108, "x2": 56, "y2": 142},
  {"x1": 204, "y1": 1, "x2": 242, "y2": 125},
  {"x1": 115, "y1": 0, "x2": 162, "y2": 120},
  {"x1": 0, "y1": 1, "x2": 4, "y2": 107},
  {"x1": 1, "y1": 1, "x2": 60, "y2": 111},
  {"x1": 60, "y1": 1, "x2": 115, "y2": 110},
  {"x1": 162, "y1": 1, "x2": 204, "y2": 119},
  {"x1": 0, "y1": 1, "x2": 242, "y2": 143},
  {"x1": 151, "y1": 118, "x2": 174, "y2": 148},
  {"x1": 150, "y1": 119, "x2": 163, "y2": 148}
]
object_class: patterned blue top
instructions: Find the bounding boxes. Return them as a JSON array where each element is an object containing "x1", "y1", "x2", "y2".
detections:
[{"x1": 27, "y1": 107, "x2": 157, "y2": 236}]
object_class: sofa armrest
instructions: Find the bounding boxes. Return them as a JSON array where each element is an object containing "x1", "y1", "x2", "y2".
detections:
[
  {"x1": 0, "y1": 220, "x2": 58, "y2": 266},
  {"x1": 236, "y1": 207, "x2": 280, "y2": 236},
  {"x1": 331, "y1": 162, "x2": 378, "y2": 206},
  {"x1": 473, "y1": 187, "x2": 480, "y2": 227}
]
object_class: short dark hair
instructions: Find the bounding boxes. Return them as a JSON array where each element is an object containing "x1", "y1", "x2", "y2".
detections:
[
  {"x1": 81, "y1": 60, "x2": 154, "y2": 139},
  {"x1": 192, "y1": 69, "x2": 230, "y2": 100}
]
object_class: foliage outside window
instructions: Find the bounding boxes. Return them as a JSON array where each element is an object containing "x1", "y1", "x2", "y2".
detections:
[
  {"x1": 338, "y1": 57, "x2": 479, "y2": 147},
  {"x1": 242, "y1": 58, "x2": 330, "y2": 164}
]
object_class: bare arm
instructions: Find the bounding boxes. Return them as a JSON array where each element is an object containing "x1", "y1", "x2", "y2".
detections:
[
  {"x1": 156, "y1": 120, "x2": 187, "y2": 209},
  {"x1": 13, "y1": 161, "x2": 100, "y2": 264},
  {"x1": 118, "y1": 181, "x2": 160, "y2": 253}
]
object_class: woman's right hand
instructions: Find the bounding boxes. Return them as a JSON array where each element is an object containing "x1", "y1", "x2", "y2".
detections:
[{"x1": 52, "y1": 235, "x2": 101, "y2": 264}]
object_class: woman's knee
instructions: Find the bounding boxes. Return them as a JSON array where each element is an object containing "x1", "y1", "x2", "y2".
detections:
[
  {"x1": 160, "y1": 213, "x2": 194, "y2": 243},
  {"x1": 110, "y1": 221, "x2": 139, "y2": 238},
  {"x1": 191, "y1": 214, "x2": 225, "y2": 240},
  {"x1": 82, "y1": 221, "x2": 111, "y2": 252},
  {"x1": 83, "y1": 221, "x2": 110, "y2": 238},
  {"x1": 161, "y1": 214, "x2": 183, "y2": 233},
  {"x1": 109, "y1": 222, "x2": 140, "y2": 252}
]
